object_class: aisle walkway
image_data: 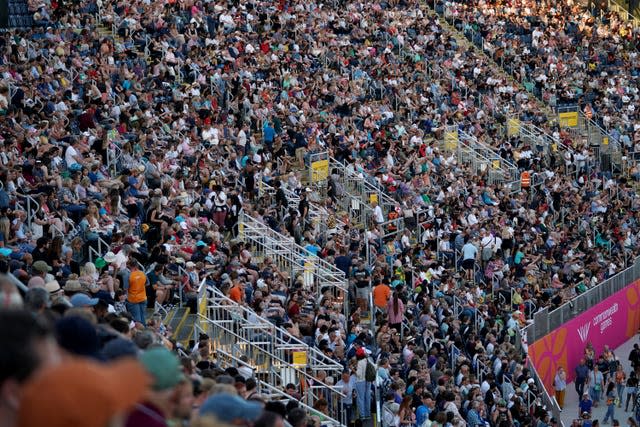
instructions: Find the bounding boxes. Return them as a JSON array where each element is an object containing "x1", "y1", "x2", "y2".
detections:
[{"x1": 560, "y1": 335, "x2": 639, "y2": 426}]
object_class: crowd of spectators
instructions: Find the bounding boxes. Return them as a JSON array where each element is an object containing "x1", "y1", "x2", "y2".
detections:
[
  {"x1": 441, "y1": 0, "x2": 640, "y2": 153},
  {"x1": 1, "y1": 0, "x2": 640, "y2": 426}
]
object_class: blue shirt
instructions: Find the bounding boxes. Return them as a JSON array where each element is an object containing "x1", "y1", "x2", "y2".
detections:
[
  {"x1": 263, "y1": 125, "x2": 276, "y2": 143},
  {"x1": 579, "y1": 398, "x2": 593, "y2": 414},
  {"x1": 335, "y1": 255, "x2": 352, "y2": 276},
  {"x1": 416, "y1": 405, "x2": 431, "y2": 426},
  {"x1": 305, "y1": 244, "x2": 320, "y2": 256}
]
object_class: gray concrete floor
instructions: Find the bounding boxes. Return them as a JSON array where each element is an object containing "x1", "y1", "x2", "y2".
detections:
[{"x1": 560, "y1": 335, "x2": 639, "y2": 426}]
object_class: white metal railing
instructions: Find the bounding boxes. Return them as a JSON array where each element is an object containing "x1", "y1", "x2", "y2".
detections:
[
  {"x1": 607, "y1": 0, "x2": 640, "y2": 28},
  {"x1": 208, "y1": 284, "x2": 345, "y2": 374},
  {"x1": 257, "y1": 380, "x2": 343, "y2": 426},
  {"x1": 88, "y1": 235, "x2": 110, "y2": 263},
  {"x1": 239, "y1": 213, "x2": 348, "y2": 312},
  {"x1": 196, "y1": 310, "x2": 346, "y2": 422},
  {"x1": 445, "y1": 125, "x2": 521, "y2": 192},
  {"x1": 17, "y1": 193, "x2": 40, "y2": 229},
  {"x1": 259, "y1": 180, "x2": 347, "y2": 243},
  {"x1": 330, "y1": 157, "x2": 396, "y2": 215}
]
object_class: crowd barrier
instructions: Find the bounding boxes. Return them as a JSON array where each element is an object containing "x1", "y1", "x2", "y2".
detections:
[{"x1": 526, "y1": 267, "x2": 640, "y2": 394}]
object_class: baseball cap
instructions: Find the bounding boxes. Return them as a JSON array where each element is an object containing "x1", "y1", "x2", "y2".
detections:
[
  {"x1": 70, "y1": 293, "x2": 99, "y2": 307},
  {"x1": 139, "y1": 348, "x2": 185, "y2": 391},
  {"x1": 199, "y1": 393, "x2": 263, "y2": 423},
  {"x1": 32, "y1": 260, "x2": 52, "y2": 272},
  {"x1": 196, "y1": 240, "x2": 207, "y2": 247},
  {"x1": 17, "y1": 358, "x2": 150, "y2": 427}
]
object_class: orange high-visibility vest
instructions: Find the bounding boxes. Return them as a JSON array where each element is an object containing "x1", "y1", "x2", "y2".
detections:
[
  {"x1": 388, "y1": 211, "x2": 399, "y2": 232},
  {"x1": 521, "y1": 171, "x2": 531, "y2": 188}
]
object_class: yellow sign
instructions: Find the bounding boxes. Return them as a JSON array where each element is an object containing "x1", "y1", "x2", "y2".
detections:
[
  {"x1": 199, "y1": 292, "x2": 207, "y2": 317},
  {"x1": 507, "y1": 118, "x2": 520, "y2": 137},
  {"x1": 492, "y1": 160, "x2": 500, "y2": 169},
  {"x1": 311, "y1": 159, "x2": 329, "y2": 182},
  {"x1": 369, "y1": 194, "x2": 378, "y2": 205},
  {"x1": 444, "y1": 131, "x2": 458, "y2": 151},
  {"x1": 558, "y1": 112, "x2": 578, "y2": 128},
  {"x1": 292, "y1": 351, "x2": 307, "y2": 366},
  {"x1": 603, "y1": 137, "x2": 609, "y2": 146}
]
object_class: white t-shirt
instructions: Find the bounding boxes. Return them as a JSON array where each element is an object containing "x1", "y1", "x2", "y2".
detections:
[
  {"x1": 65, "y1": 145, "x2": 80, "y2": 167},
  {"x1": 373, "y1": 205, "x2": 384, "y2": 224}
]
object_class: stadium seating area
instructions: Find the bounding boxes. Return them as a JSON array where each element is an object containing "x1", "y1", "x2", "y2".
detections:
[{"x1": 1, "y1": 0, "x2": 640, "y2": 426}]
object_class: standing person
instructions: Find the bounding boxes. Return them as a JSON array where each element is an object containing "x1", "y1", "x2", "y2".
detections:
[
  {"x1": 629, "y1": 345, "x2": 640, "y2": 375},
  {"x1": 352, "y1": 260, "x2": 370, "y2": 311},
  {"x1": 210, "y1": 184, "x2": 227, "y2": 230},
  {"x1": 588, "y1": 365, "x2": 605, "y2": 407},
  {"x1": 554, "y1": 366, "x2": 567, "y2": 409},
  {"x1": 626, "y1": 371, "x2": 638, "y2": 412},
  {"x1": 354, "y1": 348, "x2": 371, "y2": 421},
  {"x1": 125, "y1": 259, "x2": 148, "y2": 325},
  {"x1": 603, "y1": 382, "x2": 617, "y2": 425},
  {"x1": 387, "y1": 291, "x2": 404, "y2": 333},
  {"x1": 398, "y1": 395, "x2": 415, "y2": 427},
  {"x1": 298, "y1": 189, "x2": 310, "y2": 229},
  {"x1": 615, "y1": 364, "x2": 626, "y2": 408},
  {"x1": 335, "y1": 369, "x2": 356, "y2": 426},
  {"x1": 579, "y1": 392, "x2": 594, "y2": 417},
  {"x1": 577, "y1": 358, "x2": 590, "y2": 397},
  {"x1": 461, "y1": 236, "x2": 478, "y2": 282}
]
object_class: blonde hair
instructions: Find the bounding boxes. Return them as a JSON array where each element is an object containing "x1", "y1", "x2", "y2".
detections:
[
  {"x1": 0, "y1": 217, "x2": 10, "y2": 239},
  {"x1": 82, "y1": 262, "x2": 97, "y2": 276}
]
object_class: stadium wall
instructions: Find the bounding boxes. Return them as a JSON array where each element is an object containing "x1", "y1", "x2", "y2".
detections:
[{"x1": 528, "y1": 279, "x2": 640, "y2": 394}]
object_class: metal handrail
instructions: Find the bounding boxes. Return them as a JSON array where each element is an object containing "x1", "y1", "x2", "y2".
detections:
[
  {"x1": 445, "y1": 125, "x2": 522, "y2": 192},
  {"x1": 607, "y1": 0, "x2": 640, "y2": 28},
  {"x1": 208, "y1": 285, "x2": 345, "y2": 374},
  {"x1": 330, "y1": 157, "x2": 396, "y2": 214},
  {"x1": 522, "y1": 256, "x2": 640, "y2": 343},
  {"x1": 17, "y1": 193, "x2": 40, "y2": 229},
  {"x1": 256, "y1": 380, "x2": 344, "y2": 427},
  {"x1": 239, "y1": 213, "x2": 348, "y2": 310},
  {"x1": 196, "y1": 311, "x2": 346, "y2": 421}
]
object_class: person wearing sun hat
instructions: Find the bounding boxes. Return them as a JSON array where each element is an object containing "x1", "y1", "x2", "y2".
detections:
[
  {"x1": 125, "y1": 347, "x2": 185, "y2": 427},
  {"x1": 16, "y1": 357, "x2": 151, "y2": 427},
  {"x1": 64, "y1": 275, "x2": 86, "y2": 296}
]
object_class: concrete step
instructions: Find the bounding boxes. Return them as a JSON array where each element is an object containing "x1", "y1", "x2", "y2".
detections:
[
  {"x1": 175, "y1": 312, "x2": 196, "y2": 347},
  {"x1": 168, "y1": 306, "x2": 189, "y2": 334}
]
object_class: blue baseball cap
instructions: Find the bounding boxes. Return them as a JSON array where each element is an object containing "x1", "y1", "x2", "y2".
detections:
[
  {"x1": 70, "y1": 293, "x2": 99, "y2": 308},
  {"x1": 199, "y1": 393, "x2": 262, "y2": 423},
  {"x1": 196, "y1": 240, "x2": 207, "y2": 247}
]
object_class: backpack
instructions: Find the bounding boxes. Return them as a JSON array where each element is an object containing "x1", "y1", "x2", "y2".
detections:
[{"x1": 365, "y1": 360, "x2": 377, "y2": 382}]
